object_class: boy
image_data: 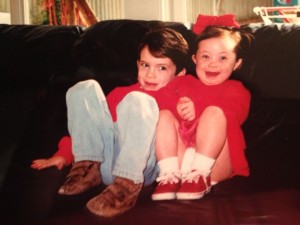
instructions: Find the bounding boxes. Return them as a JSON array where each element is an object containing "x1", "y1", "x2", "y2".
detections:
[{"x1": 31, "y1": 27, "x2": 189, "y2": 217}]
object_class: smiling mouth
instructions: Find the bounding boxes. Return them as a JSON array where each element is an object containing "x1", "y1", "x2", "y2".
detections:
[
  {"x1": 206, "y1": 72, "x2": 220, "y2": 77},
  {"x1": 144, "y1": 82, "x2": 159, "y2": 90},
  {"x1": 145, "y1": 82, "x2": 157, "y2": 86}
]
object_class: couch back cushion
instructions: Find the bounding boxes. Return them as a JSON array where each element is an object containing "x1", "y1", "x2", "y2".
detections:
[
  {"x1": 72, "y1": 20, "x2": 196, "y2": 93},
  {"x1": 0, "y1": 25, "x2": 83, "y2": 89},
  {"x1": 236, "y1": 24, "x2": 300, "y2": 100}
]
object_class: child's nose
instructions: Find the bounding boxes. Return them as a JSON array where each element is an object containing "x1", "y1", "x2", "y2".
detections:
[
  {"x1": 208, "y1": 60, "x2": 218, "y2": 68},
  {"x1": 146, "y1": 68, "x2": 156, "y2": 78}
]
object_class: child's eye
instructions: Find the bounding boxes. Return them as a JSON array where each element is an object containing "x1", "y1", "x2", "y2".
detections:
[
  {"x1": 158, "y1": 66, "x2": 167, "y2": 71},
  {"x1": 141, "y1": 62, "x2": 149, "y2": 67},
  {"x1": 220, "y1": 56, "x2": 227, "y2": 61},
  {"x1": 201, "y1": 54, "x2": 209, "y2": 59}
]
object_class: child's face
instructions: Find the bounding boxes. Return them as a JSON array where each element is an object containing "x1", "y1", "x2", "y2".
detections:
[
  {"x1": 193, "y1": 35, "x2": 242, "y2": 86},
  {"x1": 137, "y1": 46, "x2": 180, "y2": 91}
]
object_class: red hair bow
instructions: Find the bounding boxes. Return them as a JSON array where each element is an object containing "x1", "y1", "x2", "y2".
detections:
[{"x1": 192, "y1": 14, "x2": 240, "y2": 35}]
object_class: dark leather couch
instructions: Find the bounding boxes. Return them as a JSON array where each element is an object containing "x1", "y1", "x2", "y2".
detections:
[{"x1": 0, "y1": 20, "x2": 299, "y2": 225}]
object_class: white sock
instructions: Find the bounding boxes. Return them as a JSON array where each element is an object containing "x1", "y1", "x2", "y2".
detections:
[
  {"x1": 191, "y1": 153, "x2": 215, "y2": 177},
  {"x1": 180, "y1": 147, "x2": 196, "y2": 176},
  {"x1": 157, "y1": 157, "x2": 179, "y2": 175}
]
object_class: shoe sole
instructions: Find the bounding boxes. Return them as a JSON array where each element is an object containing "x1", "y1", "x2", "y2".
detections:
[
  {"x1": 176, "y1": 192, "x2": 204, "y2": 200},
  {"x1": 176, "y1": 188, "x2": 211, "y2": 200},
  {"x1": 152, "y1": 192, "x2": 176, "y2": 201}
]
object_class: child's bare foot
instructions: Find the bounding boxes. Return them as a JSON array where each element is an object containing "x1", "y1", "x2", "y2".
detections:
[{"x1": 31, "y1": 156, "x2": 67, "y2": 170}]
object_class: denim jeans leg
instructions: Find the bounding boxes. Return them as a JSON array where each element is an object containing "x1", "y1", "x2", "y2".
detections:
[
  {"x1": 66, "y1": 80, "x2": 114, "y2": 165},
  {"x1": 112, "y1": 91, "x2": 159, "y2": 186}
]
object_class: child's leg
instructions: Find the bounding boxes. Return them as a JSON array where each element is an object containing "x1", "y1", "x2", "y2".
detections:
[
  {"x1": 111, "y1": 91, "x2": 159, "y2": 185},
  {"x1": 210, "y1": 140, "x2": 233, "y2": 183},
  {"x1": 156, "y1": 110, "x2": 179, "y2": 160},
  {"x1": 156, "y1": 110, "x2": 187, "y2": 165},
  {"x1": 156, "y1": 110, "x2": 180, "y2": 173},
  {"x1": 67, "y1": 80, "x2": 114, "y2": 163},
  {"x1": 152, "y1": 110, "x2": 184, "y2": 201},
  {"x1": 59, "y1": 79, "x2": 114, "y2": 195},
  {"x1": 87, "y1": 91, "x2": 159, "y2": 217},
  {"x1": 194, "y1": 106, "x2": 233, "y2": 182},
  {"x1": 177, "y1": 106, "x2": 232, "y2": 200}
]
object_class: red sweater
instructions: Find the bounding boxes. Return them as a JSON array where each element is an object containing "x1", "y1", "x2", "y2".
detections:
[
  {"x1": 54, "y1": 82, "x2": 160, "y2": 165},
  {"x1": 54, "y1": 75, "x2": 251, "y2": 176},
  {"x1": 157, "y1": 75, "x2": 251, "y2": 176}
]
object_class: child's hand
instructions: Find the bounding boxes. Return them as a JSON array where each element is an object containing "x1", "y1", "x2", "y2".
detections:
[
  {"x1": 31, "y1": 156, "x2": 67, "y2": 170},
  {"x1": 177, "y1": 97, "x2": 195, "y2": 121}
]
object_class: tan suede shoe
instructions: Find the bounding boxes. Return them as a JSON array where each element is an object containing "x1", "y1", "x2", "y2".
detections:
[
  {"x1": 86, "y1": 176, "x2": 142, "y2": 218},
  {"x1": 58, "y1": 160, "x2": 101, "y2": 195}
]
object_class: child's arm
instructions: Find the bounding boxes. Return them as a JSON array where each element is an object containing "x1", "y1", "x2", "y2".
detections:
[
  {"x1": 177, "y1": 96, "x2": 195, "y2": 121},
  {"x1": 31, "y1": 136, "x2": 74, "y2": 170},
  {"x1": 31, "y1": 156, "x2": 67, "y2": 170}
]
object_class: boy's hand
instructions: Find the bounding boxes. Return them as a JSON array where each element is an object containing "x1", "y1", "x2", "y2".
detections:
[
  {"x1": 31, "y1": 156, "x2": 67, "y2": 170},
  {"x1": 177, "y1": 97, "x2": 195, "y2": 121}
]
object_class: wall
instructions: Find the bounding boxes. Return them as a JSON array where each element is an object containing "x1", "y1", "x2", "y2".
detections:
[
  {"x1": 124, "y1": 0, "x2": 162, "y2": 20},
  {"x1": 186, "y1": 0, "x2": 273, "y2": 23},
  {"x1": 7, "y1": 0, "x2": 274, "y2": 25},
  {"x1": 89, "y1": 0, "x2": 124, "y2": 20},
  {"x1": 0, "y1": 12, "x2": 10, "y2": 23},
  {"x1": 90, "y1": 0, "x2": 273, "y2": 24}
]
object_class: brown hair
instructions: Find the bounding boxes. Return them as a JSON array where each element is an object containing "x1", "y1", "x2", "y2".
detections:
[
  {"x1": 194, "y1": 26, "x2": 254, "y2": 60},
  {"x1": 138, "y1": 28, "x2": 189, "y2": 74}
]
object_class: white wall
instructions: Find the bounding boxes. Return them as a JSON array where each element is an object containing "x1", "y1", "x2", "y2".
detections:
[
  {"x1": 117, "y1": 0, "x2": 273, "y2": 24},
  {"x1": 123, "y1": 0, "x2": 188, "y2": 23},
  {"x1": 7, "y1": 0, "x2": 274, "y2": 25},
  {"x1": 124, "y1": 0, "x2": 163, "y2": 20},
  {"x1": 9, "y1": 0, "x2": 30, "y2": 24},
  {"x1": 0, "y1": 12, "x2": 10, "y2": 24}
]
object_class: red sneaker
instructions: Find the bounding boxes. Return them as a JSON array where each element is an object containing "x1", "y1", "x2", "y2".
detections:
[
  {"x1": 176, "y1": 170, "x2": 211, "y2": 200},
  {"x1": 151, "y1": 173, "x2": 181, "y2": 201}
]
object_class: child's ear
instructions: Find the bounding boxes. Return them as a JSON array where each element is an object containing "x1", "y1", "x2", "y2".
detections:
[
  {"x1": 192, "y1": 54, "x2": 197, "y2": 64},
  {"x1": 234, "y1": 58, "x2": 243, "y2": 71},
  {"x1": 177, "y1": 68, "x2": 186, "y2": 76}
]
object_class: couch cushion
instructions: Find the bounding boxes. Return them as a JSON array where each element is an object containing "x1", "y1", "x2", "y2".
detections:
[
  {"x1": 237, "y1": 24, "x2": 300, "y2": 100},
  {"x1": 72, "y1": 20, "x2": 196, "y2": 93},
  {"x1": 0, "y1": 24, "x2": 83, "y2": 89}
]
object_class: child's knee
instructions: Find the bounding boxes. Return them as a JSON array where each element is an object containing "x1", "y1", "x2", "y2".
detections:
[
  {"x1": 124, "y1": 91, "x2": 155, "y2": 103},
  {"x1": 159, "y1": 109, "x2": 175, "y2": 118},
  {"x1": 72, "y1": 79, "x2": 99, "y2": 93},
  {"x1": 67, "y1": 79, "x2": 102, "y2": 100},
  {"x1": 121, "y1": 92, "x2": 158, "y2": 113},
  {"x1": 203, "y1": 106, "x2": 225, "y2": 118}
]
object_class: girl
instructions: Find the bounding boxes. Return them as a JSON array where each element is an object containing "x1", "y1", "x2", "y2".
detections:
[{"x1": 152, "y1": 26, "x2": 253, "y2": 201}]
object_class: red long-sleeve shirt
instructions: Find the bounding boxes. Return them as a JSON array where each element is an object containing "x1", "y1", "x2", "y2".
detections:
[
  {"x1": 54, "y1": 81, "x2": 160, "y2": 165},
  {"x1": 54, "y1": 75, "x2": 251, "y2": 176}
]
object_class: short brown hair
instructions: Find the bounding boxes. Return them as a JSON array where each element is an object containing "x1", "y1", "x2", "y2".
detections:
[{"x1": 138, "y1": 28, "x2": 189, "y2": 74}]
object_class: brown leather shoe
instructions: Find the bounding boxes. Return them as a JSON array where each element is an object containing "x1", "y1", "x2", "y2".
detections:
[
  {"x1": 86, "y1": 176, "x2": 142, "y2": 218},
  {"x1": 58, "y1": 160, "x2": 101, "y2": 195}
]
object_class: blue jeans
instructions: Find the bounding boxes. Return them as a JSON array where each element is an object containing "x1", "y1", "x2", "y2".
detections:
[{"x1": 66, "y1": 80, "x2": 159, "y2": 186}]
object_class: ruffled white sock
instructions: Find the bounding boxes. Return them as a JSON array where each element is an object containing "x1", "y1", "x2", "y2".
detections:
[
  {"x1": 157, "y1": 157, "x2": 179, "y2": 175},
  {"x1": 180, "y1": 147, "x2": 196, "y2": 177},
  {"x1": 191, "y1": 153, "x2": 215, "y2": 177}
]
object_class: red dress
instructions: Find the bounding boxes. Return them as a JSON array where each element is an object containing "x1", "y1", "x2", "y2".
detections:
[{"x1": 156, "y1": 75, "x2": 251, "y2": 176}]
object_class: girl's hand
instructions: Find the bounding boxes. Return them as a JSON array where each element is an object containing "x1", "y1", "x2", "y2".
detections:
[
  {"x1": 31, "y1": 156, "x2": 67, "y2": 170},
  {"x1": 177, "y1": 97, "x2": 195, "y2": 121}
]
